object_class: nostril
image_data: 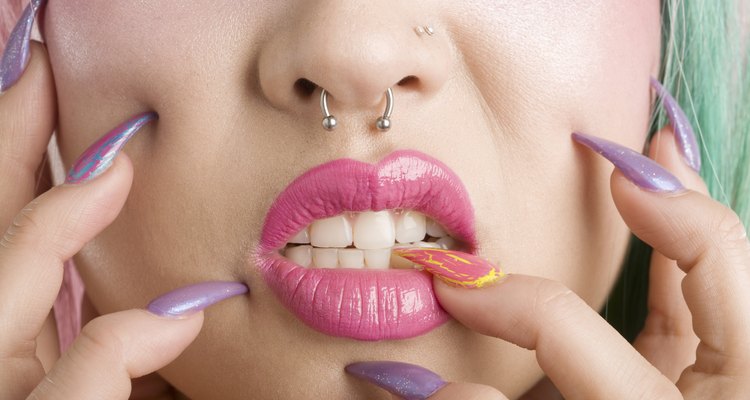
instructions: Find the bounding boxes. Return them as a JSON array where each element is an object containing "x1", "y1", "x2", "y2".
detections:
[
  {"x1": 397, "y1": 75, "x2": 419, "y2": 89},
  {"x1": 294, "y1": 78, "x2": 319, "y2": 99}
]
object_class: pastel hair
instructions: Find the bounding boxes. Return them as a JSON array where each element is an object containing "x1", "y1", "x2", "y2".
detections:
[{"x1": 608, "y1": 0, "x2": 750, "y2": 340}]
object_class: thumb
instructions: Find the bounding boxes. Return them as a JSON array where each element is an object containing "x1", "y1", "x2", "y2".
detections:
[{"x1": 29, "y1": 281, "x2": 248, "y2": 400}]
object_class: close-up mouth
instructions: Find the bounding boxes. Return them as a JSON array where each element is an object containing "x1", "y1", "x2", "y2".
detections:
[{"x1": 254, "y1": 149, "x2": 477, "y2": 340}]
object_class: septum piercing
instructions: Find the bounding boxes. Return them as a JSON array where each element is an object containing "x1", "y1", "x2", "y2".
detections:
[
  {"x1": 415, "y1": 25, "x2": 435, "y2": 36},
  {"x1": 321, "y1": 88, "x2": 394, "y2": 132}
]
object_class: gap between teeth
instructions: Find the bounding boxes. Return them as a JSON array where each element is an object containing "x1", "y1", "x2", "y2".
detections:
[{"x1": 280, "y1": 209, "x2": 458, "y2": 269}]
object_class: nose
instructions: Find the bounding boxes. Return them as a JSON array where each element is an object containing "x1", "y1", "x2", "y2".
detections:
[{"x1": 257, "y1": 1, "x2": 451, "y2": 128}]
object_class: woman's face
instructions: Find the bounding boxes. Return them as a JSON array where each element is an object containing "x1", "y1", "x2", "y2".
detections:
[{"x1": 43, "y1": 1, "x2": 660, "y2": 398}]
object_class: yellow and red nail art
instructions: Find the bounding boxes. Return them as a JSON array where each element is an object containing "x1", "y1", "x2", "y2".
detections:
[{"x1": 392, "y1": 248, "x2": 504, "y2": 288}]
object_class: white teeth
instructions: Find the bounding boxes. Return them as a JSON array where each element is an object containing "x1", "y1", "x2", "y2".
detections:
[
  {"x1": 286, "y1": 245, "x2": 312, "y2": 267},
  {"x1": 395, "y1": 211, "x2": 427, "y2": 244},
  {"x1": 288, "y1": 226, "x2": 310, "y2": 244},
  {"x1": 390, "y1": 252, "x2": 418, "y2": 269},
  {"x1": 364, "y1": 248, "x2": 391, "y2": 269},
  {"x1": 436, "y1": 236, "x2": 457, "y2": 250},
  {"x1": 426, "y1": 217, "x2": 447, "y2": 238},
  {"x1": 284, "y1": 210, "x2": 458, "y2": 269},
  {"x1": 310, "y1": 215, "x2": 352, "y2": 248},
  {"x1": 338, "y1": 249, "x2": 365, "y2": 268},
  {"x1": 312, "y1": 248, "x2": 338, "y2": 268},
  {"x1": 411, "y1": 241, "x2": 442, "y2": 249},
  {"x1": 353, "y1": 211, "x2": 396, "y2": 250}
]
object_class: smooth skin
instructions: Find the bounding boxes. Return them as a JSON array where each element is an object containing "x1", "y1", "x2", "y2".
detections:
[{"x1": 3, "y1": 44, "x2": 750, "y2": 400}]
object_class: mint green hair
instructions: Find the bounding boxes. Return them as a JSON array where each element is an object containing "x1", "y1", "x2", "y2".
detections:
[{"x1": 607, "y1": 0, "x2": 750, "y2": 341}]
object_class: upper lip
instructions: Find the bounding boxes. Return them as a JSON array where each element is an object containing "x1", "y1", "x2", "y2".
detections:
[
  {"x1": 258, "y1": 149, "x2": 477, "y2": 253},
  {"x1": 254, "y1": 149, "x2": 476, "y2": 340}
]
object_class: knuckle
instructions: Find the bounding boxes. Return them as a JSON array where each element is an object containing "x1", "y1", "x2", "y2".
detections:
[
  {"x1": 714, "y1": 209, "x2": 749, "y2": 247},
  {"x1": 73, "y1": 317, "x2": 125, "y2": 367},
  {"x1": 532, "y1": 280, "x2": 585, "y2": 328},
  {"x1": 535, "y1": 280, "x2": 581, "y2": 316},
  {"x1": 0, "y1": 192, "x2": 90, "y2": 259},
  {"x1": 0, "y1": 200, "x2": 44, "y2": 251}
]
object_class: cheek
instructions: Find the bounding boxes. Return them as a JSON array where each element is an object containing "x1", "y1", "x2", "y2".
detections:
[
  {"x1": 450, "y1": 0, "x2": 661, "y2": 141},
  {"x1": 452, "y1": 0, "x2": 659, "y2": 303}
]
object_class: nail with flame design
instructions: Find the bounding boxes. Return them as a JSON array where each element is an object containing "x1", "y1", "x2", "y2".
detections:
[{"x1": 392, "y1": 248, "x2": 504, "y2": 288}]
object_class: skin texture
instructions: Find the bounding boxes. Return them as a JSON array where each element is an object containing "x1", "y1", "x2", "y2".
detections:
[{"x1": 40, "y1": 1, "x2": 660, "y2": 398}]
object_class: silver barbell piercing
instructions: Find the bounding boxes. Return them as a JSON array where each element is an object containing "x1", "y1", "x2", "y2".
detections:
[
  {"x1": 415, "y1": 25, "x2": 435, "y2": 36},
  {"x1": 320, "y1": 88, "x2": 394, "y2": 132}
]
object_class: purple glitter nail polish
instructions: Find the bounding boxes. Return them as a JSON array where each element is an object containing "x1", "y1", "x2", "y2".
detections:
[
  {"x1": 0, "y1": 0, "x2": 46, "y2": 93},
  {"x1": 650, "y1": 78, "x2": 702, "y2": 172},
  {"x1": 572, "y1": 132, "x2": 685, "y2": 193},
  {"x1": 147, "y1": 282, "x2": 249, "y2": 318},
  {"x1": 65, "y1": 112, "x2": 158, "y2": 184},
  {"x1": 345, "y1": 361, "x2": 447, "y2": 400}
]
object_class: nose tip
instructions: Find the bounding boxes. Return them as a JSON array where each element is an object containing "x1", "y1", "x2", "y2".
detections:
[{"x1": 257, "y1": 2, "x2": 451, "y2": 124}]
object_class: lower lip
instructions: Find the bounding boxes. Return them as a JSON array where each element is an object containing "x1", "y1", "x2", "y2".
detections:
[{"x1": 256, "y1": 253, "x2": 450, "y2": 341}]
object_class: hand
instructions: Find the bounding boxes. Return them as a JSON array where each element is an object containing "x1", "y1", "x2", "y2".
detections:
[
  {"x1": 346, "y1": 127, "x2": 750, "y2": 398},
  {"x1": 0, "y1": 41, "x2": 207, "y2": 400}
]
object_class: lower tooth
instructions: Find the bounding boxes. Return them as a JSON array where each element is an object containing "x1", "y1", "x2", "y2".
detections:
[
  {"x1": 312, "y1": 248, "x2": 338, "y2": 268},
  {"x1": 411, "y1": 241, "x2": 442, "y2": 249},
  {"x1": 436, "y1": 236, "x2": 456, "y2": 250},
  {"x1": 390, "y1": 252, "x2": 417, "y2": 269},
  {"x1": 338, "y1": 249, "x2": 365, "y2": 268},
  {"x1": 364, "y1": 248, "x2": 391, "y2": 269},
  {"x1": 286, "y1": 245, "x2": 312, "y2": 267}
]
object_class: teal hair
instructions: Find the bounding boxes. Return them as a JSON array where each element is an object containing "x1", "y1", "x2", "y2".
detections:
[{"x1": 607, "y1": 0, "x2": 750, "y2": 341}]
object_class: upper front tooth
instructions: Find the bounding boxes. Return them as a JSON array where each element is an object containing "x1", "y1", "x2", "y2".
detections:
[
  {"x1": 426, "y1": 217, "x2": 447, "y2": 237},
  {"x1": 353, "y1": 211, "x2": 396, "y2": 249},
  {"x1": 288, "y1": 226, "x2": 310, "y2": 244},
  {"x1": 310, "y1": 215, "x2": 352, "y2": 248},
  {"x1": 396, "y1": 211, "x2": 427, "y2": 244}
]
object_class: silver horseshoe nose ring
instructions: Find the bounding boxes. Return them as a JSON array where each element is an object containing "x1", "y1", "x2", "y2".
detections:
[{"x1": 320, "y1": 88, "x2": 394, "y2": 132}]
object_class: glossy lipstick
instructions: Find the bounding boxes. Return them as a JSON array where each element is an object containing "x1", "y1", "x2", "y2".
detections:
[{"x1": 255, "y1": 150, "x2": 476, "y2": 340}]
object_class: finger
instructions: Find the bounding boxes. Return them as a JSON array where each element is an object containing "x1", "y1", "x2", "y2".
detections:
[
  {"x1": 345, "y1": 361, "x2": 508, "y2": 400},
  {"x1": 427, "y1": 382, "x2": 508, "y2": 400},
  {"x1": 434, "y1": 275, "x2": 681, "y2": 400},
  {"x1": 633, "y1": 127, "x2": 703, "y2": 380},
  {"x1": 610, "y1": 158, "x2": 750, "y2": 387},
  {"x1": 0, "y1": 41, "x2": 57, "y2": 229},
  {"x1": 28, "y1": 309, "x2": 204, "y2": 400},
  {"x1": 0, "y1": 155, "x2": 133, "y2": 398}
]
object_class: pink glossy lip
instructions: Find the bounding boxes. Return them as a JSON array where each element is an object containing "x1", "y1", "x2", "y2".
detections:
[{"x1": 254, "y1": 150, "x2": 476, "y2": 340}]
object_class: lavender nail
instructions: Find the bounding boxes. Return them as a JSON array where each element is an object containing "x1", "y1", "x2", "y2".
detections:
[
  {"x1": 0, "y1": 0, "x2": 46, "y2": 93},
  {"x1": 147, "y1": 281, "x2": 248, "y2": 318},
  {"x1": 571, "y1": 132, "x2": 685, "y2": 193},
  {"x1": 345, "y1": 361, "x2": 446, "y2": 400},
  {"x1": 650, "y1": 78, "x2": 702, "y2": 172},
  {"x1": 65, "y1": 112, "x2": 158, "y2": 184}
]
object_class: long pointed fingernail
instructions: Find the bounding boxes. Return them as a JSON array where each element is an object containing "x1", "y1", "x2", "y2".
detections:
[
  {"x1": 0, "y1": 0, "x2": 46, "y2": 93},
  {"x1": 65, "y1": 112, "x2": 158, "y2": 184},
  {"x1": 147, "y1": 281, "x2": 249, "y2": 318},
  {"x1": 345, "y1": 361, "x2": 446, "y2": 400},
  {"x1": 572, "y1": 132, "x2": 685, "y2": 193},
  {"x1": 650, "y1": 78, "x2": 701, "y2": 172},
  {"x1": 392, "y1": 248, "x2": 504, "y2": 288}
]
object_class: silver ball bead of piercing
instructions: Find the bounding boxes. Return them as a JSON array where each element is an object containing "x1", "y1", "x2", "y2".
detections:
[
  {"x1": 376, "y1": 117, "x2": 391, "y2": 132},
  {"x1": 322, "y1": 115, "x2": 337, "y2": 131}
]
